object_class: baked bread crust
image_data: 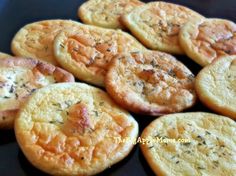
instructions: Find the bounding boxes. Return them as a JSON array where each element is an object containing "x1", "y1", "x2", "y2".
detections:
[
  {"x1": 180, "y1": 18, "x2": 236, "y2": 66},
  {"x1": 0, "y1": 52, "x2": 11, "y2": 59},
  {"x1": 122, "y1": 1, "x2": 203, "y2": 54},
  {"x1": 15, "y1": 82, "x2": 139, "y2": 175},
  {"x1": 54, "y1": 27, "x2": 145, "y2": 87},
  {"x1": 0, "y1": 57, "x2": 74, "y2": 129},
  {"x1": 11, "y1": 19, "x2": 82, "y2": 65},
  {"x1": 195, "y1": 56, "x2": 236, "y2": 119},
  {"x1": 141, "y1": 112, "x2": 236, "y2": 176},
  {"x1": 78, "y1": 0, "x2": 144, "y2": 29},
  {"x1": 105, "y1": 51, "x2": 196, "y2": 115}
]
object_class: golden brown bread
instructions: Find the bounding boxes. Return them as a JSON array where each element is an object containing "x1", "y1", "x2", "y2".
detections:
[
  {"x1": 195, "y1": 56, "x2": 236, "y2": 120},
  {"x1": 54, "y1": 27, "x2": 145, "y2": 87},
  {"x1": 78, "y1": 0, "x2": 144, "y2": 29},
  {"x1": 141, "y1": 112, "x2": 236, "y2": 176},
  {"x1": 0, "y1": 57, "x2": 74, "y2": 129},
  {"x1": 105, "y1": 50, "x2": 196, "y2": 115},
  {"x1": 122, "y1": 1, "x2": 204, "y2": 54},
  {"x1": 11, "y1": 19, "x2": 83, "y2": 65},
  {"x1": 180, "y1": 18, "x2": 236, "y2": 66},
  {"x1": 15, "y1": 82, "x2": 139, "y2": 175}
]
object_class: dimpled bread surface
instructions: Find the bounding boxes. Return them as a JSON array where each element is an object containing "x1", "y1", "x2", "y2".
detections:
[
  {"x1": 105, "y1": 51, "x2": 196, "y2": 115},
  {"x1": 53, "y1": 26, "x2": 145, "y2": 87},
  {"x1": 15, "y1": 83, "x2": 139, "y2": 176},
  {"x1": 141, "y1": 112, "x2": 236, "y2": 176},
  {"x1": 195, "y1": 56, "x2": 236, "y2": 120},
  {"x1": 122, "y1": 1, "x2": 204, "y2": 54},
  {"x1": 0, "y1": 57, "x2": 74, "y2": 129},
  {"x1": 11, "y1": 20, "x2": 83, "y2": 65},
  {"x1": 78, "y1": 0, "x2": 144, "y2": 29},
  {"x1": 180, "y1": 18, "x2": 236, "y2": 66}
]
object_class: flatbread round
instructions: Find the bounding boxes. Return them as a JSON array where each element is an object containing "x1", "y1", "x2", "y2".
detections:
[
  {"x1": 105, "y1": 51, "x2": 196, "y2": 115},
  {"x1": 11, "y1": 20, "x2": 83, "y2": 65},
  {"x1": 0, "y1": 52, "x2": 11, "y2": 59},
  {"x1": 78, "y1": 0, "x2": 144, "y2": 29},
  {"x1": 195, "y1": 56, "x2": 236, "y2": 120},
  {"x1": 180, "y1": 18, "x2": 236, "y2": 66},
  {"x1": 0, "y1": 57, "x2": 74, "y2": 129},
  {"x1": 141, "y1": 112, "x2": 236, "y2": 176},
  {"x1": 122, "y1": 1, "x2": 204, "y2": 54},
  {"x1": 15, "y1": 83, "x2": 138, "y2": 175},
  {"x1": 54, "y1": 27, "x2": 145, "y2": 87}
]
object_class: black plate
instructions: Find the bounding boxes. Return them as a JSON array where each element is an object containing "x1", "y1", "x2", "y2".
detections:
[{"x1": 0, "y1": 0, "x2": 235, "y2": 175}]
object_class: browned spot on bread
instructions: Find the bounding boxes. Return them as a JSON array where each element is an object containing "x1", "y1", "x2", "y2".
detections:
[{"x1": 67, "y1": 103, "x2": 91, "y2": 134}]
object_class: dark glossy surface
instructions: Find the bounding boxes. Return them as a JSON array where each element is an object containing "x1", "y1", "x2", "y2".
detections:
[{"x1": 0, "y1": 0, "x2": 235, "y2": 175}]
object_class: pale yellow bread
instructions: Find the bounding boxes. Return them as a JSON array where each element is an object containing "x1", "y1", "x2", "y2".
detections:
[
  {"x1": 141, "y1": 112, "x2": 236, "y2": 176},
  {"x1": 11, "y1": 20, "x2": 83, "y2": 65},
  {"x1": 105, "y1": 51, "x2": 196, "y2": 116},
  {"x1": 195, "y1": 56, "x2": 236, "y2": 120},
  {"x1": 180, "y1": 18, "x2": 236, "y2": 67},
  {"x1": 0, "y1": 52, "x2": 11, "y2": 59},
  {"x1": 78, "y1": 0, "x2": 144, "y2": 29},
  {"x1": 54, "y1": 27, "x2": 145, "y2": 87},
  {"x1": 122, "y1": 1, "x2": 204, "y2": 54},
  {"x1": 15, "y1": 82, "x2": 139, "y2": 175},
  {"x1": 0, "y1": 57, "x2": 74, "y2": 129}
]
